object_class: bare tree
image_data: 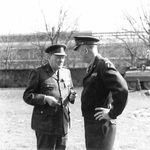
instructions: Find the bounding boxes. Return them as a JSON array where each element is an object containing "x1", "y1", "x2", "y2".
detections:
[
  {"x1": 32, "y1": 7, "x2": 79, "y2": 66},
  {"x1": 41, "y1": 7, "x2": 79, "y2": 45},
  {"x1": 0, "y1": 35, "x2": 20, "y2": 69},
  {"x1": 123, "y1": 9, "x2": 150, "y2": 48},
  {"x1": 113, "y1": 32, "x2": 147, "y2": 66},
  {"x1": 31, "y1": 33, "x2": 48, "y2": 65},
  {"x1": 113, "y1": 2, "x2": 150, "y2": 67}
]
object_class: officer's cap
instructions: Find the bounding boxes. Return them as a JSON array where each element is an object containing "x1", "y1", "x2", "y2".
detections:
[
  {"x1": 45, "y1": 44, "x2": 67, "y2": 56},
  {"x1": 73, "y1": 36, "x2": 100, "y2": 51}
]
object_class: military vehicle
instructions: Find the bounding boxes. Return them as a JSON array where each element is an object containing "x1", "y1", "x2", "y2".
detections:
[
  {"x1": 124, "y1": 59, "x2": 150, "y2": 90},
  {"x1": 125, "y1": 67, "x2": 150, "y2": 90}
]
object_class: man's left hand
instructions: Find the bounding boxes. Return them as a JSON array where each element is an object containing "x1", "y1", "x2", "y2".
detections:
[{"x1": 94, "y1": 107, "x2": 111, "y2": 121}]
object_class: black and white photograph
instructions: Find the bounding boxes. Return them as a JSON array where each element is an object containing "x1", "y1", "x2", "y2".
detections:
[{"x1": 0, "y1": 0, "x2": 150, "y2": 150}]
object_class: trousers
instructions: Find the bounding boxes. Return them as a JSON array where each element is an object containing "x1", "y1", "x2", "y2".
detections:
[
  {"x1": 35, "y1": 131, "x2": 68, "y2": 150},
  {"x1": 84, "y1": 118, "x2": 116, "y2": 150}
]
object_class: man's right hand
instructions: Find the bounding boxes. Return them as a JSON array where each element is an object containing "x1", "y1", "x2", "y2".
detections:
[{"x1": 44, "y1": 96, "x2": 60, "y2": 107}]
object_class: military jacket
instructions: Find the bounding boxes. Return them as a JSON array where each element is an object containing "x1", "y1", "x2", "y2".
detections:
[
  {"x1": 23, "y1": 63, "x2": 73, "y2": 135},
  {"x1": 81, "y1": 55, "x2": 128, "y2": 119}
]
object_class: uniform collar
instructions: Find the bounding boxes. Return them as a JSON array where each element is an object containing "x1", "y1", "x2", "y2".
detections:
[
  {"x1": 88, "y1": 55, "x2": 101, "y2": 70},
  {"x1": 94, "y1": 54, "x2": 103, "y2": 65},
  {"x1": 84, "y1": 54, "x2": 102, "y2": 79},
  {"x1": 44, "y1": 63, "x2": 58, "y2": 80}
]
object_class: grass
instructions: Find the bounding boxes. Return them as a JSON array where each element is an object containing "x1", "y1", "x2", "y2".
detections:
[{"x1": 0, "y1": 88, "x2": 150, "y2": 150}]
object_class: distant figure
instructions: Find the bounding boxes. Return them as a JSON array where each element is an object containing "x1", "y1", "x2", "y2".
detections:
[
  {"x1": 23, "y1": 44, "x2": 77, "y2": 150},
  {"x1": 73, "y1": 36, "x2": 128, "y2": 150}
]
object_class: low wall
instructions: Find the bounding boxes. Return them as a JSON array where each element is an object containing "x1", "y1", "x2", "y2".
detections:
[{"x1": 0, "y1": 68, "x2": 86, "y2": 88}]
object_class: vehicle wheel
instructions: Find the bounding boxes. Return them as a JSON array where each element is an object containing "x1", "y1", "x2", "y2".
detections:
[
  {"x1": 142, "y1": 82, "x2": 150, "y2": 89},
  {"x1": 127, "y1": 81, "x2": 137, "y2": 90}
]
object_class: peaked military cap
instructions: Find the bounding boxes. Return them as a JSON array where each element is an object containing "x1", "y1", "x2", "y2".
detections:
[
  {"x1": 73, "y1": 36, "x2": 100, "y2": 51},
  {"x1": 45, "y1": 44, "x2": 67, "y2": 55}
]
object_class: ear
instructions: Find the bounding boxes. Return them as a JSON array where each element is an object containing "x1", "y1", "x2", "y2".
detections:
[
  {"x1": 47, "y1": 53, "x2": 52, "y2": 58},
  {"x1": 84, "y1": 48, "x2": 88, "y2": 54}
]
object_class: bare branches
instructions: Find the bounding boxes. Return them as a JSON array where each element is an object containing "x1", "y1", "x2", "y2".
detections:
[
  {"x1": 122, "y1": 3, "x2": 150, "y2": 48},
  {"x1": 0, "y1": 35, "x2": 19, "y2": 69},
  {"x1": 40, "y1": 9, "x2": 54, "y2": 44},
  {"x1": 32, "y1": 6, "x2": 79, "y2": 67},
  {"x1": 114, "y1": 3, "x2": 150, "y2": 66},
  {"x1": 40, "y1": 7, "x2": 79, "y2": 45}
]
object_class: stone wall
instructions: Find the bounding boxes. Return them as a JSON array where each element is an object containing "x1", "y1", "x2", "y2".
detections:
[{"x1": 0, "y1": 68, "x2": 86, "y2": 88}]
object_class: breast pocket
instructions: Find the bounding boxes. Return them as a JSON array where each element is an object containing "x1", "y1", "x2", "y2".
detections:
[
  {"x1": 44, "y1": 84, "x2": 55, "y2": 90},
  {"x1": 86, "y1": 75, "x2": 97, "y2": 86},
  {"x1": 41, "y1": 83, "x2": 55, "y2": 95},
  {"x1": 59, "y1": 79, "x2": 70, "y2": 88},
  {"x1": 84, "y1": 76, "x2": 97, "y2": 98},
  {"x1": 64, "y1": 80, "x2": 70, "y2": 88},
  {"x1": 59, "y1": 79, "x2": 70, "y2": 98}
]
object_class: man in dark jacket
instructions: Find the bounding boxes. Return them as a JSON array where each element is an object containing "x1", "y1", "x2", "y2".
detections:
[
  {"x1": 73, "y1": 36, "x2": 128, "y2": 150},
  {"x1": 23, "y1": 44, "x2": 76, "y2": 150}
]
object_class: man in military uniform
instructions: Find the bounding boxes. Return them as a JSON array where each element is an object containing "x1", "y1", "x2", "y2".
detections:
[
  {"x1": 73, "y1": 36, "x2": 128, "y2": 150},
  {"x1": 23, "y1": 44, "x2": 76, "y2": 150}
]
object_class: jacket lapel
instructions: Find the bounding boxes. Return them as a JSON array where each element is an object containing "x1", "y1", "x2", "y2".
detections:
[
  {"x1": 84, "y1": 55, "x2": 102, "y2": 79},
  {"x1": 44, "y1": 63, "x2": 58, "y2": 80},
  {"x1": 85, "y1": 64, "x2": 94, "y2": 78}
]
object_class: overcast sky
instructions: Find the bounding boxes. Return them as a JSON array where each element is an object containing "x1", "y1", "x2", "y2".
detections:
[{"x1": 0, "y1": 0, "x2": 149, "y2": 35}]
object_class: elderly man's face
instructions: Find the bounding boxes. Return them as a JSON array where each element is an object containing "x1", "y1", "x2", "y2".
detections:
[
  {"x1": 49, "y1": 54, "x2": 66, "y2": 71},
  {"x1": 78, "y1": 45, "x2": 91, "y2": 64}
]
